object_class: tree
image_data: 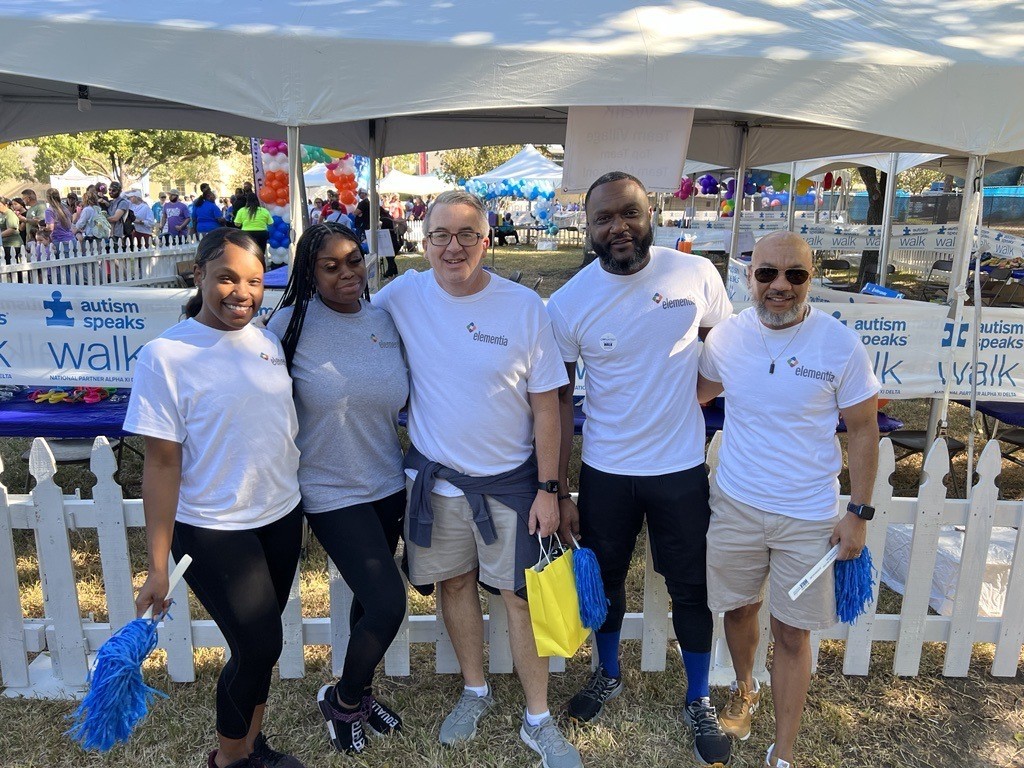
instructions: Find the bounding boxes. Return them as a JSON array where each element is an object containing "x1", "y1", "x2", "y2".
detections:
[
  {"x1": 856, "y1": 166, "x2": 887, "y2": 286},
  {"x1": 383, "y1": 153, "x2": 421, "y2": 175},
  {"x1": 437, "y1": 145, "x2": 524, "y2": 182},
  {"x1": 31, "y1": 131, "x2": 248, "y2": 187},
  {"x1": 896, "y1": 167, "x2": 945, "y2": 195},
  {"x1": 0, "y1": 144, "x2": 29, "y2": 182}
]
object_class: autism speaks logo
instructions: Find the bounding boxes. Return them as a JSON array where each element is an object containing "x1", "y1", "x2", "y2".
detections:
[
  {"x1": 44, "y1": 291, "x2": 75, "y2": 327},
  {"x1": 466, "y1": 322, "x2": 477, "y2": 332}
]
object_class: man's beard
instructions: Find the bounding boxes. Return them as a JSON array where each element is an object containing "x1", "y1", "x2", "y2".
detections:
[
  {"x1": 753, "y1": 292, "x2": 807, "y2": 328},
  {"x1": 593, "y1": 228, "x2": 654, "y2": 275}
]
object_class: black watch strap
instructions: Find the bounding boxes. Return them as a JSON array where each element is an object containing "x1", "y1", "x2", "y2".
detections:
[
  {"x1": 847, "y1": 502, "x2": 875, "y2": 521},
  {"x1": 537, "y1": 480, "x2": 560, "y2": 494}
]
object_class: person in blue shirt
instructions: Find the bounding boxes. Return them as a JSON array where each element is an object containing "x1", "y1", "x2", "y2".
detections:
[
  {"x1": 152, "y1": 192, "x2": 165, "y2": 224},
  {"x1": 192, "y1": 189, "x2": 227, "y2": 235}
]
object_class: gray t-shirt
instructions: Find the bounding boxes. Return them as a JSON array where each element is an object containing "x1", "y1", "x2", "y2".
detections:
[
  {"x1": 267, "y1": 297, "x2": 408, "y2": 513},
  {"x1": 108, "y1": 196, "x2": 130, "y2": 238}
]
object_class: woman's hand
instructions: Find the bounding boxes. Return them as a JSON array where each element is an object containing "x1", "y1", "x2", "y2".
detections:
[{"x1": 135, "y1": 570, "x2": 172, "y2": 618}]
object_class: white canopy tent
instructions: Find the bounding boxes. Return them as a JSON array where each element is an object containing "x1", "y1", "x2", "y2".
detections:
[
  {"x1": 302, "y1": 163, "x2": 329, "y2": 188},
  {"x1": 377, "y1": 170, "x2": 454, "y2": 197},
  {"x1": 471, "y1": 145, "x2": 563, "y2": 185}
]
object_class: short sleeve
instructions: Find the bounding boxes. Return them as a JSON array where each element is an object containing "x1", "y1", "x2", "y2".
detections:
[
  {"x1": 122, "y1": 354, "x2": 187, "y2": 442},
  {"x1": 700, "y1": 260, "x2": 733, "y2": 327},
  {"x1": 698, "y1": 326, "x2": 723, "y2": 383},
  {"x1": 545, "y1": 297, "x2": 582, "y2": 363},
  {"x1": 527, "y1": 308, "x2": 570, "y2": 394},
  {"x1": 836, "y1": 339, "x2": 880, "y2": 409}
]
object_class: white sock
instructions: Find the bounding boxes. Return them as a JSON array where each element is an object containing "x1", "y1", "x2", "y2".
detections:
[
  {"x1": 525, "y1": 708, "x2": 550, "y2": 727},
  {"x1": 465, "y1": 683, "x2": 489, "y2": 698}
]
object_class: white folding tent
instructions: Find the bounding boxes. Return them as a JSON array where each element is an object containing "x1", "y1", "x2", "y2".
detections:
[
  {"x1": 376, "y1": 170, "x2": 453, "y2": 197},
  {"x1": 471, "y1": 145, "x2": 563, "y2": 185}
]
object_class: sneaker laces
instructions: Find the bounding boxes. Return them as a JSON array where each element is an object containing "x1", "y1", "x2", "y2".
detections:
[
  {"x1": 579, "y1": 667, "x2": 618, "y2": 703},
  {"x1": 689, "y1": 698, "x2": 723, "y2": 736},
  {"x1": 449, "y1": 690, "x2": 485, "y2": 724},
  {"x1": 723, "y1": 686, "x2": 752, "y2": 719},
  {"x1": 530, "y1": 718, "x2": 572, "y2": 756}
]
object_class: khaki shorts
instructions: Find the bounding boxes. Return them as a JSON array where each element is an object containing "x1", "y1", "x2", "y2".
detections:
[
  {"x1": 706, "y1": 482, "x2": 838, "y2": 630},
  {"x1": 404, "y1": 480, "x2": 536, "y2": 594}
]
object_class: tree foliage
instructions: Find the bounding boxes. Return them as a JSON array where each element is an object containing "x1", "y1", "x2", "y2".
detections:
[
  {"x1": 31, "y1": 131, "x2": 247, "y2": 186},
  {"x1": 896, "y1": 167, "x2": 946, "y2": 194},
  {"x1": 0, "y1": 144, "x2": 29, "y2": 182},
  {"x1": 437, "y1": 145, "x2": 524, "y2": 182},
  {"x1": 384, "y1": 153, "x2": 421, "y2": 175}
]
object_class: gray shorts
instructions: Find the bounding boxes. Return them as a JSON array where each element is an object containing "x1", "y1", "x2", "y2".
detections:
[
  {"x1": 404, "y1": 480, "x2": 539, "y2": 595},
  {"x1": 706, "y1": 481, "x2": 838, "y2": 631}
]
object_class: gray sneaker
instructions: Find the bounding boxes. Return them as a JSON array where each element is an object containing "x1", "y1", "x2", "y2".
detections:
[
  {"x1": 439, "y1": 689, "x2": 495, "y2": 745},
  {"x1": 520, "y1": 714, "x2": 583, "y2": 768}
]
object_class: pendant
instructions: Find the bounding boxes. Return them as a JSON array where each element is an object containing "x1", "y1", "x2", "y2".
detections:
[{"x1": 769, "y1": 362, "x2": 775, "y2": 374}]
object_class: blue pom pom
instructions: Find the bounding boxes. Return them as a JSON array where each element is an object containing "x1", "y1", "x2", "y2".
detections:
[
  {"x1": 573, "y1": 546, "x2": 608, "y2": 631},
  {"x1": 66, "y1": 618, "x2": 168, "y2": 751},
  {"x1": 835, "y1": 547, "x2": 876, "y2": 624}
]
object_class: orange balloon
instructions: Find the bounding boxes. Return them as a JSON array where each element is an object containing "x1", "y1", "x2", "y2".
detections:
[
  {"x1": 340, "y1": 191, "x2": 356, "y2": 205},
  {"x1": 260, "y1": 187, "x2": 275, "y2": 203}
]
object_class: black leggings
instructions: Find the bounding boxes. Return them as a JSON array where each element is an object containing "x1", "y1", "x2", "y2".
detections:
[
  {"x1": 171, "y1": 505, "x2": 303, "y2": 740},
  {"x1": 578, "y1": 463, "x2": 714, "y2": 653},
  {"x1": 305, "y1": 490, "x2": 406, "y2": 704}
]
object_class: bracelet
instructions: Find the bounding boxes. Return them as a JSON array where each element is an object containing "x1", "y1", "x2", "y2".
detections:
[{"x1": 557, "y1": 493, "x2": 572, "y2": 501}]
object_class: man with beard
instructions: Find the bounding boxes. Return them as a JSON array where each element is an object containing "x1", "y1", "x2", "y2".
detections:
[
  {"x1": 546, "y1": 172, "x2": 733, "y2": 767},
  {"x1": 696, "y1": 231, "x2": 879, "y2": 768}
]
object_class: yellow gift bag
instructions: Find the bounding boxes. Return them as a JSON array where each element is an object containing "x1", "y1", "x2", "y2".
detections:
[{"x1": 526, "y1": 536, "x2": 590, "y2": 657}]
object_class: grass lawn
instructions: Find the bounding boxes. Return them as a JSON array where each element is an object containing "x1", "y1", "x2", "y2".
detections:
[{"x1": 1, "y1": 243, "x2": 1022, "y2": 767}]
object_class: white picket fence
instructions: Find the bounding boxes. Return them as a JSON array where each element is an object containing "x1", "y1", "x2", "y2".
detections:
[
  {"x1": 0, "y1": 435, "x2": 1022, "y2": 698},
  {"x1": 0, "y1": 236, "x2": 199, "y2": 287}
]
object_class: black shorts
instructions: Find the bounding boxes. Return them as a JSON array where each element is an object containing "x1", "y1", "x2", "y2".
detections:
[{"x1": 577, "y1": 462, "x2": 711, "y2": 589}]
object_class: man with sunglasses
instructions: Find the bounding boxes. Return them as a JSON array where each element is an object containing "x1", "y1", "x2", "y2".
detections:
[
  {"x1": 547, "y1": 171, "x2": 733, "y2": 767},
  {"x1": 697, "y1": 231, "x2": 879, "y2": 768},
  {"x1": 373, "y1": 190, "x2": 582, "y2": 768}
]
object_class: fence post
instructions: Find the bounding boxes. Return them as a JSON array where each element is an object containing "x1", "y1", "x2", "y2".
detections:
[
  {"x1": 992, "y1": 499, "x2": 1024, "y2": 677},
  {"x1": 943, "y1": 440, "x2": 1000, "y2": 676},
  {"x1": 843, "y1": 438, "x2": 896, "y2": 675},
  {"x1": 0, "y1": 453, "x2": 29, "y2": 688},
  {"x1": 160, "y1": 551, "x2": 196, "y2": 683},
  {"x1": 278, "y1": 567, "x2": 305, "y2": 679},
  {"x1": 328, "y1": 557, "x2": 353, "y2": 679},
  {"x1": 90, "y1": 438, "x2": 136, "y2": 631},
  {"x1": 640, "y1": 531, "x2": 669, "y2": 672},
  {"x1": 30, "y1": 438, "x2": 90, "y2": 687},
  {"x1": 893, "y1": 439, "x2": 949, "y2": 676}
]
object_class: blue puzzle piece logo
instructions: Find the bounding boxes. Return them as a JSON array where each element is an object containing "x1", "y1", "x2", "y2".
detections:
[{"x1": 44, "y1": 290, "x2": 74, "y2": 327}]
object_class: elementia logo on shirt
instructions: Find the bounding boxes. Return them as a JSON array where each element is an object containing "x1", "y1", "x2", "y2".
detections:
[
  {"x1": 371, "y1": 333, "x2": 400, "y2": 349},
  {"x1": 466, "y1": 321, "x2": 509, "y2": 347},
  {"x1": 259, "y1": 352, "x2": 286, "y2": 365},
  {"x1": 653, "y1": 293, "x2": 696, "y2": 310}
]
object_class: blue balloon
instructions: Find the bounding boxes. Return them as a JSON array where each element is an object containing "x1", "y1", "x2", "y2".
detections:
[{"x1": 538, "y1": 210, "x2": 548, "y2": 220}]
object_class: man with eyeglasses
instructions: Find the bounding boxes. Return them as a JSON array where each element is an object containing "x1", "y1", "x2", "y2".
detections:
[
  {"x1": 696, "y1": 231, "x2": 879, "y2": 768},
  {"x1": 546, "y1": 171, "x2": 733, "y2": 767},
  {"x1": 373, "y1": 190, "x2": 582, "y2": 768}
]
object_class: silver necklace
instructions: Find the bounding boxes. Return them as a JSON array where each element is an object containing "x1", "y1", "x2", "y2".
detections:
[{"x1": 756, "y1": 307, "x2": 808, "y2": 374}]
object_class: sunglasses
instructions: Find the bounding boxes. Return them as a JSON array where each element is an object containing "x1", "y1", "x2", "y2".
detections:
[{"x1": 753, "y1": 267, "x2": 811, "y2": 285}]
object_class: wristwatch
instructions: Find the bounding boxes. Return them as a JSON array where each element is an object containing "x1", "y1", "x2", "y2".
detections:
[
  {"x1": 847, "y1": 502, "x2": 875, "y2": 521},
  {"x1": 537, "y1": 480, "x2": 560, "y2": 494}
]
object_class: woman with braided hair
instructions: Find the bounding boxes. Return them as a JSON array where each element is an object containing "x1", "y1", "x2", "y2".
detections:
[{"x1": 266, "y1": 222, "x2": 408, "y2": 755}]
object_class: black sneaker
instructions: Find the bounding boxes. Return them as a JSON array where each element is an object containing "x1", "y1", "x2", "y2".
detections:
[
  {"x1": 683, "y1": 697, "x2": 732, "y2": 767},
  {"x1": 251, "y1": 733, "x2": 305, "y2": 768},
  {"x1": 207, "y1": 750, "x2": 264, "y2": 768},
  {"x1": 362, "y1": 694, "x2": 402, "y2": 736},
  {"x1": 566, "y1": 666, "x2": 623, "y2": 723},
  {"x1": 317, "y1": 683, "x2": 367, "y2": 754}
]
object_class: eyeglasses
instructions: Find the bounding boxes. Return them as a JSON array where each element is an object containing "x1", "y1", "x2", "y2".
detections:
[
  {"x1": 427, "y1": 230, "x2": 483, "y2": 248},
  {"x1": 753, "y1": 267, "x2": 811, "y2": 285}
]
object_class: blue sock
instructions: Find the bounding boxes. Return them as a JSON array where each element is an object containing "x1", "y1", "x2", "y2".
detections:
[
  {"x1": 681, "y1": 650, "x2": 711, "y2": 703},
  {"x1": 594, "y1": 631, "x2": 621, "y2": 678}
]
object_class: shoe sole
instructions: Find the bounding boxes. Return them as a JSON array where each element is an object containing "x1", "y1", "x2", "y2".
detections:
[
  {"x1": 566, "y1": 682, "x2": 624, "y2": 724},
  {"x1": 316, "y1": 684, "x2": 365, "y2": 754},
  {"x1": 520, "y1": 724, "x2": 580, "y2": 768},
  {"x1": 720, "y1": 699, "x2": 759, "y2": 741}
]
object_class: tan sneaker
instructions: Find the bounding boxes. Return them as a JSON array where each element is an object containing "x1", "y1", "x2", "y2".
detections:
[{"x1": 719, "y1": 679, "x2": 760, "y2": 740}]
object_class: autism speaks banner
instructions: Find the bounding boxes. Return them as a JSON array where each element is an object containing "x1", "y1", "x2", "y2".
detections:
[
  {"x1": 1, "y1": 284, "x2": 1021, "y2": 400},
  {"x1": 0, "y1": 285, "x2": 280, "y2": 388}
]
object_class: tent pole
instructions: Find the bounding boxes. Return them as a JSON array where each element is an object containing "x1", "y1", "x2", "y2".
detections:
[
  {"x1": 877, "y1": 153, "x2": 900, "y2": 286},
  {"x1": 286, "y1": 126, "x2": 307, "y2": 265},
  {"x1": 965, "y1": 165, "x2": 986, "y2": 497},
  {"x1": 786, "y1": 162, "x2": 797, "y2": 231},
  {"x1": 728, "y1": 126, "x2": 749, "y2": 263},
  {"x1": 368, "y1": 119, "x2": 381, "y2": 293},
  {"x1": 925, "y1": 153, "x2": 984, "y2": 451}
]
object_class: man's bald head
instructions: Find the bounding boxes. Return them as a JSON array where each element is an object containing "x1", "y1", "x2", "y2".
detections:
[{"x1": 751, "y1": 231, "x2": 813, "y2": 269}]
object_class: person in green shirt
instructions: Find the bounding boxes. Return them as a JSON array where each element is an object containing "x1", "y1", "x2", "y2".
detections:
[
  {"x1": 230, "y1": 192, "x2": 273, "y2": 254},
  {"x1": 0, "y1": 197, "x2": 26, "y2": 262},
  {"x1": 21, "y1": 189, "x2": 47, "y2": 244}
]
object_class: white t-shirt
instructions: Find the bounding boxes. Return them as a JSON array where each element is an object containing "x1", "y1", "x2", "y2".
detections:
[
  {"x1": 546, "y1": 247, "x2": 733, "y2": 475},
  {"x1": 699, "y1": 306, "x2": 880, "y2": 520},
  {"x1": 374, "y1": 269, "x2": 568, "y2": 496},
  {"x1": 124, "y1": 318, "x2": 301, "y2": 530}
]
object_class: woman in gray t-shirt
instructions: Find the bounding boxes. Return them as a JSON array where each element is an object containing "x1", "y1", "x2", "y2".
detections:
[{"x1": 267, "y1": 223, "x2": 408, "y2": 754}]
